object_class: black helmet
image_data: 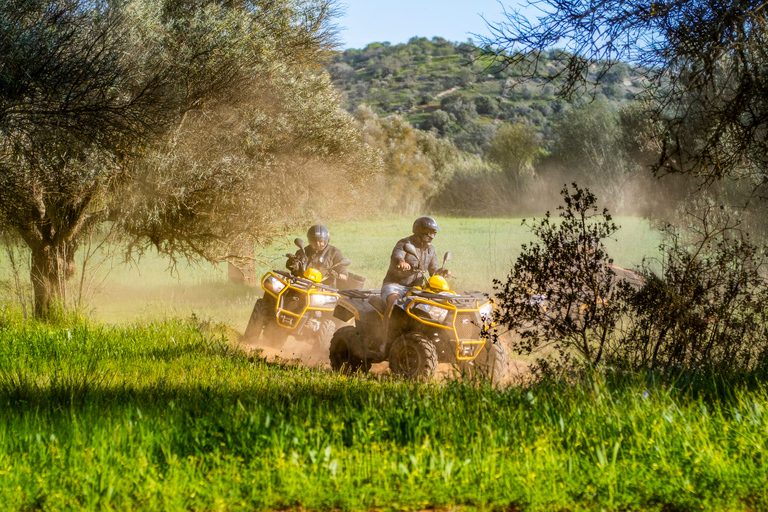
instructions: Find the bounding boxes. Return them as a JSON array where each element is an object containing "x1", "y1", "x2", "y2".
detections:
[
  {"x1": 307, "y1": 224, "x2": 330, "y2": 245},
  {"x1": 412, "y1": 216, "x2": 440, "y2": 235}
]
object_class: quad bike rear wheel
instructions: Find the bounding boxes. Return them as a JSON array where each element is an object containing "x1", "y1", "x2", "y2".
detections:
[
  {"x1": 329, "y1": 326, "x2": 371, "y2": 374},
  {"x1": 389, "y1": 332, "x2": 438, "y2": 379},
  {"x1": 243, "y1": 299, "x2": 268, "y2": 343}
]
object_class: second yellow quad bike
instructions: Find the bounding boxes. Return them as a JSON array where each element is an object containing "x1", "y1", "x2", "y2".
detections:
[
  {"x1": 243, "y1": 238, "x2": 360, "y2": 351},
  {"x1": 329, "y1": 245, "x2": 507, "y2": 382}
]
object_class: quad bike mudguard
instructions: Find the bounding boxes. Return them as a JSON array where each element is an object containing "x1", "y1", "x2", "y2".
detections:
[
  {"x1": 332, "y1": 289, "x2": 387, "y2": 360},
  {"x1": 384, "y1": 290, "x2": 494, "y2": 362}
]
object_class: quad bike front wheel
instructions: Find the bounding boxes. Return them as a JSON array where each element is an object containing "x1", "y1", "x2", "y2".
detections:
[
  {"x1": 243, "y1": 299, "x2": 268, "y2": 343},
  {"x1": 389, "y1": 332, "x2": 438, "y2": 379},
  {"x1": 313, "y1": 319, "x2": 336, "y2": 353},
  {"x1": 329, "y1": 326, "x2": 371, "y2": 374},
  {"x1": 464, "y1": 342, "x2": 508, "y2": 384},
  {"x1": 262, "y1": 322, "x2": 288, "y2": 349}
]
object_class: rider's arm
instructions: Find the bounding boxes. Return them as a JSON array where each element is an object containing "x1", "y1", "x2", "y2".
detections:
[
  {"x1": 391, "y1": 239, "x2": 411, "y2": 270},
  {"x1": 286, "y1": 249, "x2": 303, "y2": 275},
  {"x1": 391, "y1": 239, "x2": 407, "y2": 264}
]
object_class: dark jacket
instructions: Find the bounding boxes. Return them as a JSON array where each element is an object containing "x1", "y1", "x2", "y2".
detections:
[
  {"x1": 286, "y1": 244, "x2": 348, "y2": 286},
  {"x1": 383, "y1": 235, "x2": 439, "y2": 287}
]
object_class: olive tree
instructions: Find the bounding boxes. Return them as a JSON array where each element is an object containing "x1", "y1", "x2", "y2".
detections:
[
  {"x1": 0, "y1": 0, "x2": 377, "y2": 317},
  {"x1": 549, "y1": 101, "x2": 642, "y2": 211},
  {"x1": 352, "y1": 106, "x2": 457, "y2": 215},
  {"x1": 486, "y1": 122, "x2": 544, "y2": 199}
]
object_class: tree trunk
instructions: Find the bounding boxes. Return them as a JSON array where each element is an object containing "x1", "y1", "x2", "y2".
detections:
[{"x1": 30, "y1": 242, "x2": 77, "y2": 318}]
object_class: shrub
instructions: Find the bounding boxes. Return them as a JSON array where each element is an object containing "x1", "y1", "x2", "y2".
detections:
[
  {"x1": 493, "y1": 188, "x2": 768, "y2": 378},
  {"x1": 492, "y1": 184, "x2": 632, "y2": 374},
  {"x1": 617, "y1": 207, "x2": 768, "y2": 376}
]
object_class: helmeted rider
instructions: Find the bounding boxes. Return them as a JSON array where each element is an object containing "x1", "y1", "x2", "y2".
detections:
[
  {"x1": 287, "y1": 225, "x2": 348, "y2": 288},
  {"x1": 381, "y1": 216, "x2": 451, "y2": 327}
]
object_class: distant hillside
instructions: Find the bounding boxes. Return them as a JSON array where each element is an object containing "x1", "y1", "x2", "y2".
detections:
[{"x1": 327, "y1": 36, "x2": 642, "y2": 153}]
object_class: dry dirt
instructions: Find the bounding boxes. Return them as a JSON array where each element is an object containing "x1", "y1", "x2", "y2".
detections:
[{"x1": 239, "y1": 334, "x2": 533, "y2": 385}]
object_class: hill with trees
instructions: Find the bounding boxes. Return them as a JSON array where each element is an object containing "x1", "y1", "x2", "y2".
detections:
[
  {"x1": 327, "y1": 37, "x2": 664, "y2": 218},
  {"x1": 329, "y1": 37, "x2": 641, "y2": 154}
]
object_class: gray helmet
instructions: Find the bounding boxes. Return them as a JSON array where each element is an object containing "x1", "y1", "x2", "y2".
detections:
[
  {"x1": 412, "y1": 216, "x2": 440, "y2": 235},
  {"x1": 307, "y1": 224, "x2": 330, "y2": 245}
]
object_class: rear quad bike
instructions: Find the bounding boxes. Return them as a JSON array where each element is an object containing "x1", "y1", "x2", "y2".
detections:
[
  {"x1": 243, "y1": 238, "x2": 362, "y2": 351},
  {"x1": 329, "y1": 246, "x2": 508, "y2": 382}
]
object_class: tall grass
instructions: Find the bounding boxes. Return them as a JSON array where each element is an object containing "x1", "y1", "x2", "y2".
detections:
[{"x1": 0, "y1": 313, "x2": 765, "y2": 511}]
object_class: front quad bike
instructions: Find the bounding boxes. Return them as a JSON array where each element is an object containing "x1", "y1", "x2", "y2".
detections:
[
  {"x1": 243, "y1": 269, "x2": 341, "y2": 351},
  {"x1": 329, "y1": 250, "x2": 507, "y2": 382},
  {"x1": 243, "y1": 238, "x2": 360, "y2": 351}
]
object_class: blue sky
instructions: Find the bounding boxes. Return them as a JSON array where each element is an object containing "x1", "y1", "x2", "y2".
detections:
[{"x1": 338, "y1": 0, "x2": 527, "y2": 50}]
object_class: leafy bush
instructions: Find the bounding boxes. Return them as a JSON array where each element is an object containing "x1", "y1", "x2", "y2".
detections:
[
  {"x1": 492, "y1": 184, "x2": 632, "y2": 373},
  {"x1": 493, "y1": 187, "x2": 768, "y2": 378},
  {"x1": 617, "y1": 207, "x2": 768, "y2": 376}
]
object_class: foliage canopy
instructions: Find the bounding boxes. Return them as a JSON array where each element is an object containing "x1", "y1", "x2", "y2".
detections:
[
  {"x1": 0, "y1": 0, "x2": 378, "y2": 316},
  {"x1": 483, "y1": 0, "x2": 768, "y2": 192}
]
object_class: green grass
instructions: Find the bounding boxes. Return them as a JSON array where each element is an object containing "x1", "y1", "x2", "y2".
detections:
[
  {"x1": 0, "y1": 216, "x2": 661, "y2": 331},
  {"x1": 0, "y1": 315, "x2": 766, "y2": 511}
]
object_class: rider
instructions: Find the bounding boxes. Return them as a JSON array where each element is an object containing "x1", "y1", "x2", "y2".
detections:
[
  {"x1": 381, "y1": 216, "x2": 451, "y2": 328},
  {"x1": 287, "y1": 224, "x2": 348, "y2": 288}
]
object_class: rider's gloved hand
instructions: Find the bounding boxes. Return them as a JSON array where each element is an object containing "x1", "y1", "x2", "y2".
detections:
[
  {"x1": 338, "y1": 273, "x2": 348, "y2": 280},
  {"x1": 436, "y1": 268, "x2": 452, "y2": 278},
  {"x1": 397, "y1": 260, "x2": 411, "y2": 271}
]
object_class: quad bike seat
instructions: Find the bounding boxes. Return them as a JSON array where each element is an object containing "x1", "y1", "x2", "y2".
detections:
[{"x1": 368, "y1": 295, "x2": 386, "y2": 314}]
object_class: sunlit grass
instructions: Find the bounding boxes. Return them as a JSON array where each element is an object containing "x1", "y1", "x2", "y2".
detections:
[{"x1": 0, "y1": 315, "x2": 765, "y2": 511}]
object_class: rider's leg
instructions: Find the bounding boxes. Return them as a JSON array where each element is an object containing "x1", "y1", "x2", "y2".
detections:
[
  {"x1": 383, "y1": 293, "x2": 399, "y2": 334},
  {"x1": 381, "y1": 283, "x2": 407, "y2": 337}
]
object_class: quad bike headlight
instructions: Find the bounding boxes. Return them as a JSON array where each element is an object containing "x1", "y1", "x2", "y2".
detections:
[
  {"x1": 309, "y1": 294, "x2": 338, "y2": 307},
  {"x1": 478, "y1": 303, "x2": 494, "y2": 323},
  {"x1": 414, "y1": 303, "x2": 449, "y2": 323},
  {"x1": 263, "y1": 275, "x2": 286, "y2": 295}
]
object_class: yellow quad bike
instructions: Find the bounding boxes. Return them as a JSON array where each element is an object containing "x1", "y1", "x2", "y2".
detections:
[
  {"x1": 329, "y1": 246, "x2": 508, "y2": 382},
  {"x1": 243, "y1": 238, "x2": 355, "y2": 351}
]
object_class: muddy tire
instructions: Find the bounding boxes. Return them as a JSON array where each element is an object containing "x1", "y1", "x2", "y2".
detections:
[
  {"x1": 474, "y1": 342, "x2": 508, "y2": 384},
  {"x1": 313, "y1": 320, "x2": 336, "y2": 352},
  {"x1": 243, "y1": 299, "x2": 268, "y2": 343},
  {"x1": 389, "y1": 333, "x2": 438, "y2": 379},
  {"x1": 329, "y1": 326, "x2": 371, "y2": 374}
]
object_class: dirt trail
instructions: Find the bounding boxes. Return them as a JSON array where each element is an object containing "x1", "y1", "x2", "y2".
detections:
[{"x1": 240, "y1": 335, "x2": 533, "y2": 385}]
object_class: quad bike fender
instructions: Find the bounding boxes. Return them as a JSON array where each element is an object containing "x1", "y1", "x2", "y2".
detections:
[
  {"x1": 334, "y1": 298, "x2": 383, "y2": 323},
  {"x1": 333, "y1": 301, "x2": 357, "y2": 322}
]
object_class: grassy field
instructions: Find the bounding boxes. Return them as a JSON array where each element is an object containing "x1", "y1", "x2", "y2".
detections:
[
  {"x1": 0, "y1": 216, "x2": 662, "y2": 333},
  {"x1": 0, "y1": 315, "x2": 766, "y2": 511},
  {"x1": 1, "y1": 217, "x2": 767, "y2": 511}
]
